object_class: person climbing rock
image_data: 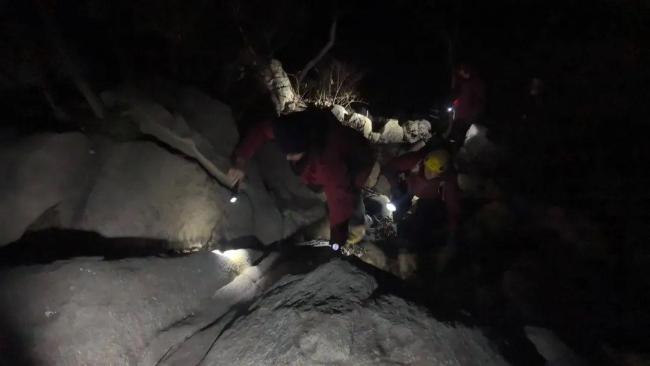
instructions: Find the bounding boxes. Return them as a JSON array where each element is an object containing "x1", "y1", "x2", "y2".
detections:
[
  {"x1": 383, "y1": 147, "x2": 462, "y2": 272},
  {"x1": 227, "y1": 108, "x2": 376, "y2": 250},
  {"x1": 384, "y1": 148, "x2": 461, "y2": 247},
  {"x1": 447, "y1": 64, "x2": 486, "y2": 148}
]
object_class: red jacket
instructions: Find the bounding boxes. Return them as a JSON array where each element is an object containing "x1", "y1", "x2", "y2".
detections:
[
  {"x1": 233, "y1": 118, "x2": 373, "y2": 244},
  {"x1": 453, "y1": 76, "x2": 486, "y2": 122},
  {"x1": 386, "y1": 150, "x2": 461, "y2": 233}
]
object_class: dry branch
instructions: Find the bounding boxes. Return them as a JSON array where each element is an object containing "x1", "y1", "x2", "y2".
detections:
[{"x1": 297, "y1": 19, "x2": 337, "y2": 85}]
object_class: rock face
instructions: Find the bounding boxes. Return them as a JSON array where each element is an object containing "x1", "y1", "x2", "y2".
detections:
[
  {"x1": 0, "y1": 85, "x2": 325, "y2": 248},
  {"x1": 105, "y1": 84, "x2": 325, "y2": 246},
  {"x1": 331, "y1": 104, "x2": 432, "y2": 145},
  {"x1": 174, "y1": 87, "x2": 240, "y2": 159},
  {"x1": 76, "y1": 139, "x2": 226, "y2": 247},
  {"x1": 403, "y1": 119, "x2": 432, "y2": 143},
  {"x1": 0, "y1": 133, "x2": 227, "y2": 249},
  {"x1": 0, "y1": 252, "x2": 234, "y2": 366},
  {"x1": 0, "y1": 254, "x2": 512, "y2": 366},
  {"x1": 0, "y1": 133, "x2": 95, "y2": 245},
  {"x1": 202, "y1": 260, "x2": 510, "y2": 366},
  {"x1": 525, "y1": 326, "x2": 588, "y2": 366}
]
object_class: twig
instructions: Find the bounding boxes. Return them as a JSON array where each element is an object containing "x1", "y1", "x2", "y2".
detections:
[{"x1": 297, "y1": 18, "x2": 337, "y2": 85}]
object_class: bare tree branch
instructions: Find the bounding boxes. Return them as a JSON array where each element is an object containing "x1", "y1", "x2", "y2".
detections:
[
  {"x1": 298, "y1": 60, "x2": 363, "y2": 109},
  {"x1": 297, "y1": 18, "x2": 337, "y2": 85},
  {"x1": 34, "y1": 0, "x2": 106, "y2": 119}
]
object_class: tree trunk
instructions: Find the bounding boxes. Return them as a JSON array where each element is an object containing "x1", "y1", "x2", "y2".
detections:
[{"x1": 266, "y1": 60, "x2": 303, "y2": 114}]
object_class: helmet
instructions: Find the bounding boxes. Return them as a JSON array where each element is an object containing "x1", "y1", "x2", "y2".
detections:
[{"x1": 423, "y1": 149, "x2": 450, "y2": 176}]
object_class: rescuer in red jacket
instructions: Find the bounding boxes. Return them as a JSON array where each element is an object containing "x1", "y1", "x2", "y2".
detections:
[
  {"x1": 448, "y1": 64, "x2": 486, "y2": 146},
  {"x1": 384, "y1": 148, "x2": 461, "y2": 246},
  {"x1": 227, "y1": 109, "x2": 375, "y2": 247}
]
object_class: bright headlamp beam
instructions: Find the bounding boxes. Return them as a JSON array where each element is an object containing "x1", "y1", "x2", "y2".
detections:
[{"x1": 211, "y1": 249, "x2": 252, "y2": 274}]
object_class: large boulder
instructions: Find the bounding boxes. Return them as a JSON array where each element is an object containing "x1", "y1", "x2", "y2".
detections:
[
  {"x1": 75, "y1": 139, "x2": 226, "y2": 247},
  {"x1": 1, "y1": 85, "x2": 326, "y2": 248},
  {"x1": 0, "y1": 252, "x2": 234, "y2": 366},
  {"x1": 0, "y1": 253, "x2": 512, "y2": 365},
  {"x1": 174, "y1": 86, "x2": 239, "y2": 159},
  {"x1": 0, "y1": 133, "x2": 95, "y2": 245},
  {"x1": 331, "y1": 105, "x2": 432, "y2": 144},
  {"x1": 0, "y1": 133, "x2": 228, "y2": 249},
  {"x1": 106, "y1": 84, "x2": 325, "y2": 245},
  {"x1": 202, "y1": 260, "x2": 510, "y2": 366}
]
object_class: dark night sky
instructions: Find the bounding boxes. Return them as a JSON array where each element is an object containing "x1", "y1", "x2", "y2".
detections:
[
  {"x1": 271, "y1": 0, "x2": 649, "y2": 119},
  {"x1": 4, "y1": 0, "x2": 647, "y2": 116}
]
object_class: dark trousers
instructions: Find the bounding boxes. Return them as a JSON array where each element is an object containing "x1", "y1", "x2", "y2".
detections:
[
  {"x1": 449, "y1": 119, "x2": 472, "y2": 150},
  {"x1": 349, "y1": 194, "x2": 366, "y2": 227},
  {"x1": 397, "y1": 199, "x2": 448, "y2": 248}
]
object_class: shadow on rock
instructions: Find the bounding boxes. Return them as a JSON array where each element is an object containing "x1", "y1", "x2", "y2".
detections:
[
  {"x1": 0, "y1": 312, "x2": 35, "y2": 366},
  {"x1": 0, "y1": 229, "x2": 177, "y2": 265}
]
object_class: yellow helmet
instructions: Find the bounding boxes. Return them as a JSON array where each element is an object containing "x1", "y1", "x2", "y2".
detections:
[{"x1": 423, "y1": 149, "x2": 450, "y2": 175}]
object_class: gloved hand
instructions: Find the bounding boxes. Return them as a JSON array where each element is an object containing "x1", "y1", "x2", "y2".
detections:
[
  {"x1": 227, "y1": 168, "x2": 245, "y2": 186},
  {"x1": 227, "y1": 157, "x2": 247, "y2": 186}
]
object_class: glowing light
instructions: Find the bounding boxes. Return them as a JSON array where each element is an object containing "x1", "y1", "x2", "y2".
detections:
[
  {"x1": 447, "y1": 106, "x2": 453, "y2": 112},
  {"x1": 211, "y1": 249, "x2": 251, "y2": 273},
  {"x1": 212, "y1": 249, "x2": 245, "y2": 261},
  {"x1": 386, "y1": 202, "x2": 397, "y2": 212},
  {"x1": 331, "y1": 243, "x2": 340, "y2": 251},
  {"x1": 229, "y1": 195, "x2": 238, "y2": 203}
]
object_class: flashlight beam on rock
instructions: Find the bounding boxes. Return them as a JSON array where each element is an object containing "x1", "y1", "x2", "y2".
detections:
[{"x1": 211, "y1": 249, "x2": 253, "y2": 274}]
